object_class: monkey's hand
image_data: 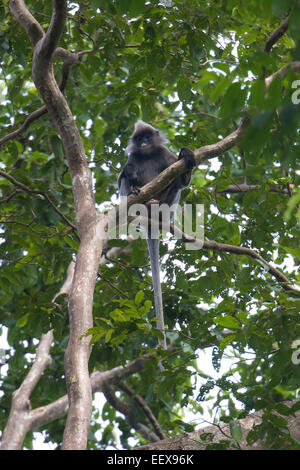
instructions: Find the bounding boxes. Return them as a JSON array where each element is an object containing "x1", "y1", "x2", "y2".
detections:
[
  {"x1": 128, "y1": 186, "x2": 141, "y2": 196},
  {"x1": 179, "y1": 147, "x2": 196, "y2": 170}
]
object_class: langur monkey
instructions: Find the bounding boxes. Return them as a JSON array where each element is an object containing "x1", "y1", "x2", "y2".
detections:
[{"x1": 118, "y1": 121, "x2": 195, "y2": 349}]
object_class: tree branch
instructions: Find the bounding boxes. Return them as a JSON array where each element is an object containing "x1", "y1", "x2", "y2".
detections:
[
  {"x1": 264, "y1": 16, "x2": 289, "y2": 53},
  {"x1": 172, "y1": 228, "x2": 299, "y2": 294},
  {"x1": 265, "y1": 61, "x2": 300, "y2": 88},
  {"x1": 139, "y1": 400, "x2": 300, "y2": 450},
  {"x1": 201, "y1": 240, "x2": 299, "y2": 293},
  {"x1": 29, "y1": 357, "x2": 148, "y2": 432},
  {"x1": 116, "y1": 380, "x2": 166, "y2": 440},
  {"x1": 214, "y1": 183, "x2": 293, "y2": 195},
  {"x1": 0, "y1": 330, "x2": 53, "y2": 450},
  {"x1": 9, "y1": 0, "x2": 44, "y2": 46},
  {"x1": 128, "y1": 216, "x2": 299, "y2": 294},
  {"x1": 102, "y1": 382, "x2": 161, "y2": 442},
  {"x1": 0, "y1": 349, "x2": 148, "y2": 448},
  {"x1": 39, "y1": 0, "x2": 66, "y2": 60}
]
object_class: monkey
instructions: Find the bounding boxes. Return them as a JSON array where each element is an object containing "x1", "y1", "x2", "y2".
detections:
[{"x1": 118, "y1": 121, "x2": 195, "y2": 350}]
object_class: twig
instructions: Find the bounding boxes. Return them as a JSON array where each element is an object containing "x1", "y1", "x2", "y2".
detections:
[
  {"x1": 0, "y1": 48, "x2": 78, "y2": 149},
  {"x1": 0, "y1": 169, "x2": 76, "y2": 231}
]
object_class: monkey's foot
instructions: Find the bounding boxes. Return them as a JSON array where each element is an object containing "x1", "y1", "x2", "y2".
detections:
[
  {"x1": 128, "y1": 186, "x2": 141, "y2": 195},
  {"x1": 146, "y1": 198, "x2": 159, "y2": 205}
]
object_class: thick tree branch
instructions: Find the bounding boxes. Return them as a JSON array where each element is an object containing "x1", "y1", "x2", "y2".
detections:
[
  {"x1": 0, "y1": 330, "x2": 53, "y2": 450},
  {"x1": 139, "y1": 400, "x2": 300, "y2": 450},
  {"x1": 40, "y1": 0, "x2": 66, "y2": 60},
  {"x1": 9, "y1": 0, "x2": 44, "y2": 46},
  {"x1": 28, "y1": 358, "x2": 148, "y2": 432},
  {"x1": 1, "y1": 350, "x2": 148, "y2": 448}
]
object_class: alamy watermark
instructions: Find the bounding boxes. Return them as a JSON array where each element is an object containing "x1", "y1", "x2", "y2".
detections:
[
  {"x1": 291, "y1": 80, "x2": 300, "y2": 104},
  {"x1": 98, "y1": 199, "x2": 204, "y2": 250},
  {"x1": 291, "y1": 339, "x2": 300, "y2": 365}
]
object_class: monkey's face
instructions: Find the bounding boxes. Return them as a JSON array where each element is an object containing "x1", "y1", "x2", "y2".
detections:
[{"x1": 133, "y1": 131, "x2": 155, "y2": 154}]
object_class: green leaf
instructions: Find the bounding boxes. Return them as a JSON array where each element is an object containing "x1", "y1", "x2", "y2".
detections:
[
  {"x1": 115, "y1": 0, "x2": 132, "y2": 15},
  {"x1": 230, "y1": 420, "x2": 243, "y2": 442},
  {"x1": 17, "y1": 313, "x2": 29, "y2": 327},
  {"x1": 219, "y1": 83, "x2": 247, "y2": 119},
  {"x1": 51, "y1": 136, "x2": 64, "y2": 160},
  {"x1": 177, "y1": 79, "x2": 193, "y2": 102},
  {"x1": 214, "y1": 315, "x2": 241, "y2": 330},
  {"x1": 129, "y1": 0, "x2": 146, "y2": 16},
  {"x1": 249, "y1": 80, "x2": 265, "y2": 108},
  {"x1": 289, "y1": 5, "x2": 300, "y2": 40},
  {"x1": 134, "y1": 290, "x2": 144, "y2": 306},
  {"x1": 105, "y1": 329, "x2": 113, "y2": 343},
  {"x1": 219, "y1": 334, "x2": 236, "y2": 351}
]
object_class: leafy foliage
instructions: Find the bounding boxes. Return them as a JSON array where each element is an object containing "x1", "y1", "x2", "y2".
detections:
[{"x1": 0, "y1": 0, "x2": 299, "y2": 449}]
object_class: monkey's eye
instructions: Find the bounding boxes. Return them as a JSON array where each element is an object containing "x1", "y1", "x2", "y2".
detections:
[{"x1": 136, "y1": 133, "x2": 152, "y2": 145}]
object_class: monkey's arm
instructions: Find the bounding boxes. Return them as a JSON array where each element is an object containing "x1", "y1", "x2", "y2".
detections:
[
  {"x1": 178, "y1": 147, "x2": 195, "y2": 187},
  {"x1": 118, "y1": 163, "x2": 140, "y2": 196}
]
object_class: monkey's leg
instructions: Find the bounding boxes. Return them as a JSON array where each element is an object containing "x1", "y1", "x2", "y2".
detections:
[{"x1": 147, "y1": 238, "x2": 167, "y2": 350}]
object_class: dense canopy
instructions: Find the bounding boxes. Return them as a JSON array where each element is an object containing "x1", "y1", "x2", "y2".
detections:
[{"x1": 0, "y1": 0, "x2": 299, "y2": 450}]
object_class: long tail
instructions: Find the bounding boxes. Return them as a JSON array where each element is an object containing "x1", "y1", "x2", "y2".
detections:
[{"x1": 147, "y1": 238, "x2": 167, "y2": 349}]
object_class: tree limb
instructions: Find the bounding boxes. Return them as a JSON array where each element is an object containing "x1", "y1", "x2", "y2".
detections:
[
  {"x1": 9, "y1": 0, "x2": 44, "y2": 46},
  {"x1": 264, "y1": 16, "x2": 289, "y2": 53},
  {"x1": 265, "y1": 61, "x2": 300, "y2": 88},
  {"x1": 102, "y1": 382, "x2": 161, "y2": 442},
  {"x1": 139, "y1": 400, "x2": 300, "y2": 450},
  {"x1": 28, "y1": 357, "x2": 148, "y2": 432},
  {"x1": 116, "y1": 380, "x2": 166, "y2": 440},
  {"x1": 0, "y1": 330, "x2": 53, "y2": 450},
  {"x1": 214, "y1": 183, "x2": 293, "y2": 195},
  {"x1": 128, "y1": 216, "x2": 299, "y2": 294},
  {"x1": 173, "y1": 228, "x2": 300, "y2": 294},
  {"x1": 0, "y1": 350, "x2": 148, "y2": 448}
]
